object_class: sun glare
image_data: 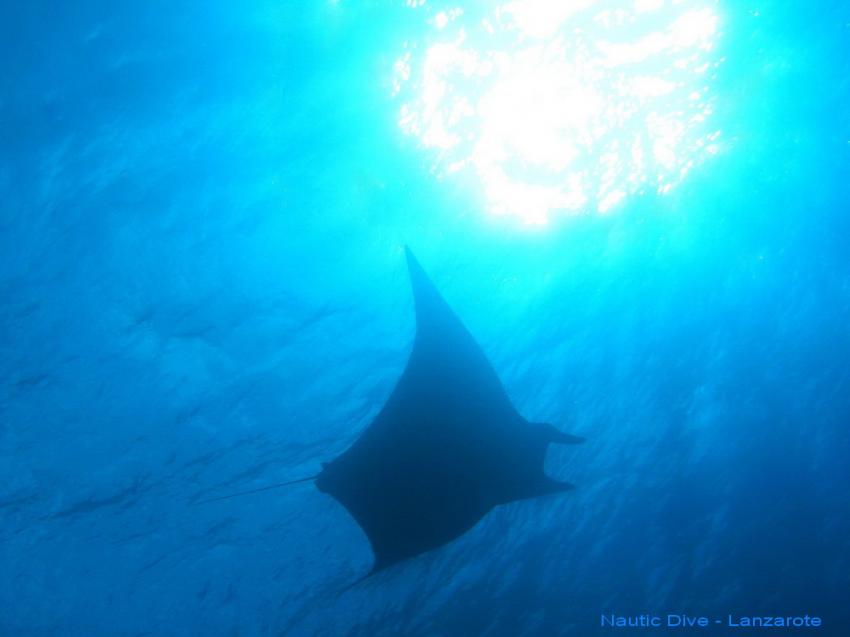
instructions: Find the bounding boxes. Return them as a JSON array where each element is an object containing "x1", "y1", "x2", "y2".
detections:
[{"x1": 394, "y1": 0, "x2": 723, "y2": 224}]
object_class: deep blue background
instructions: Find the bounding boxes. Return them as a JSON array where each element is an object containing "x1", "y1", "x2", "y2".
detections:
[{"x1": 1, "y1": 1, "x2": 849, "y2": 635}]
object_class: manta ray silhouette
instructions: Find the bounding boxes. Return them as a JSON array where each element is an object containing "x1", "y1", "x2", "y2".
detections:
[
  {"x1": 314, "y1": 248, "x2": 584, "y2": 577},
  {"x1": 202, "y1": 248, "x2": 584, "y2": 578}
]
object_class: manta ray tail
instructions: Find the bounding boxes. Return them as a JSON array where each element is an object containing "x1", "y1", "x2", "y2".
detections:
[
  {"x1": 337, "y1": 566, "x2": 384, "y2": 595},
  {"x1": 547, "y1": 430, "x2": 586, "y2": 445},
  {"x1": 194, "y1": 475, "x2": 317, "y2": 504}
]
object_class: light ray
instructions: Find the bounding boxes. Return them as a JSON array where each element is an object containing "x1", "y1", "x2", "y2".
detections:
[{"x1": 394, "y1": 0, "x2": 723, "y2": 224}]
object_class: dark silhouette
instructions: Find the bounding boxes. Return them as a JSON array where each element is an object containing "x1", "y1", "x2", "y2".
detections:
[{"x1": 315, "y1": 248, "x2": 584, "y2": 576}]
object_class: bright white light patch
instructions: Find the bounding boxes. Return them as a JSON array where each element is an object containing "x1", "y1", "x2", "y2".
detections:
[{"x1": 394, "y1": 0, "x2": 723, "y2": 224}]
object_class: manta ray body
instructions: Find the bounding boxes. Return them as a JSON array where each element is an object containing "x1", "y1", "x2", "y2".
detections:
[{"x1": 314, "y1": 248, "x2": 584, "y2": 576}]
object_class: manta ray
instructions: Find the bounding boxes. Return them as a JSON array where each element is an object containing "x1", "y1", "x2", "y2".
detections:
[{"x1": 203, "y1": 248, "x2": 584, "y2": 578}]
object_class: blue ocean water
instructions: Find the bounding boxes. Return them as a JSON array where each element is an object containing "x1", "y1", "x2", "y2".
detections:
[{"x1": 1, "y1": 1, "x2": 849, "y2": 636}]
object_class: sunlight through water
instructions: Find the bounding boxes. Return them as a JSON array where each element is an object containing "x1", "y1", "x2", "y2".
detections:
[{"x1": 393, "y1": 0, "x2": 724, "y2": 224}]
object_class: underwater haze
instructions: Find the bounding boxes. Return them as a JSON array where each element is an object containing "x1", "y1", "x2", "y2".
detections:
[{"x1": 2, "y1": 1, "x2": 850, "y2": 635}]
